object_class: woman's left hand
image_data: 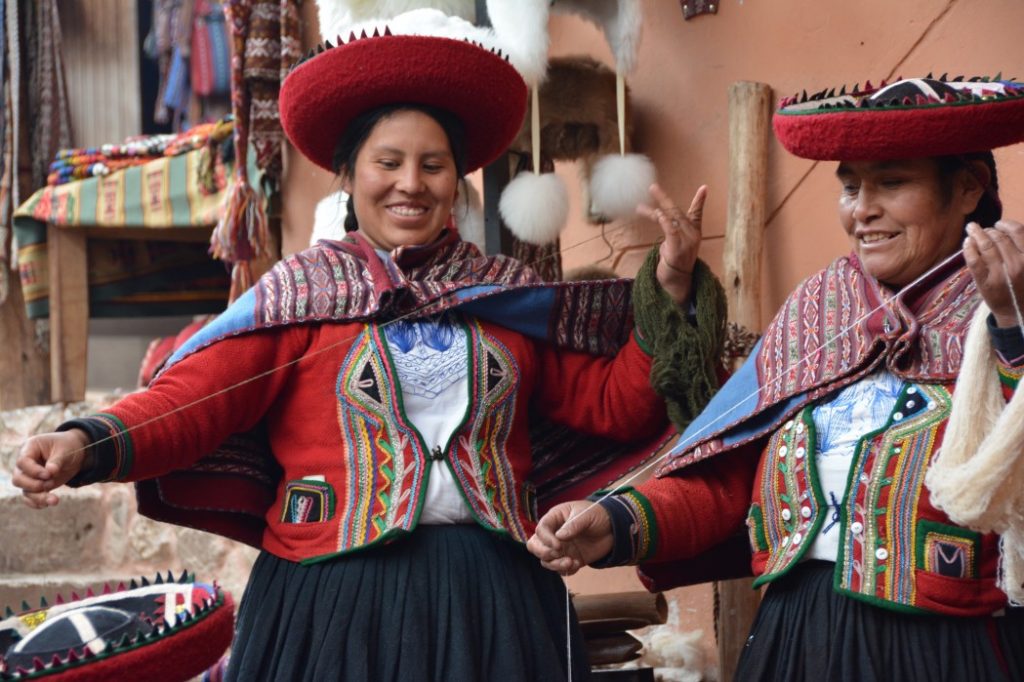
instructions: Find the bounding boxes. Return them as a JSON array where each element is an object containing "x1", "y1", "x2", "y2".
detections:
[
  {"x1": 638, "y1": 183, "x2": 707, "y2": 306},
  {"x1": 964, "y1": 220, "x2": 1024, "y2": 328}
]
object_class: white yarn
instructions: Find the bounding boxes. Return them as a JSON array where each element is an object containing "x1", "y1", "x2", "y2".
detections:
[
  {"x1": 498, "y1": 171, "x2": 569, "y2": 246},
  {"x1": 588, "y1": 153, "x2": 656, "y2": 220},
  {"x1": 926, "y1": 301, "x2": 1024, "y2": 604}
]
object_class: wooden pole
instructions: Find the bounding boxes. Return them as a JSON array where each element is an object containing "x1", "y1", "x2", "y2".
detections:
[
  {"x1": 572, "y1": 591, "x2": 668, "y2": 626},
  {"x1": 717, "y1": 80, "x2": 773, "y2": 682},
  {"x1": 47, "y1": 225, "x2": 89, "y2": 403}
]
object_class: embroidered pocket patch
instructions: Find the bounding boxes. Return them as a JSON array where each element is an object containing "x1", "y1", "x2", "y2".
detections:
[
  {"x1": 916, "y1": 520, "x2": 979, "y2": 579},
  {"x1": 281, "y1": 480, "x2": 336, "y2": 523}
]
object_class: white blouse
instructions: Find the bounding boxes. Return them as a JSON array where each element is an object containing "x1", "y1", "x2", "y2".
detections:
[{"x1": 805, "y1": 370, "x2": 903, "y2": 561}]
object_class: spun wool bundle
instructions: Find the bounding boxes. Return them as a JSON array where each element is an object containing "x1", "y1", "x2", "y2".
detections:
[{"x1": 926, "y1": 302, "x2": 1024, "y2": 604}]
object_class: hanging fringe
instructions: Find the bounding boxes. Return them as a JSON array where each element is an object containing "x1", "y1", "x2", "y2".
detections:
[
  {"x1": 210, "y1": 172, "x2": 268, "y2": 301},
  {"x1": 925, "y1": 302, "x2": 1024, "y2": 604},
  {"x1": 228, "y1": 259, "x2": 254, "y2": 303}
]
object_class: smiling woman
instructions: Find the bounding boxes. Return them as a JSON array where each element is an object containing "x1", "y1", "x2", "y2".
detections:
[
  {"x1": 528, "y1": 75, "x2": 1024, "y2": 682},
  {"x1": 341, "y1": 109, "x2": 459, "y2": 249},
  {"x1": 11, "y1": 31, "x2": 729, "y2": 682},
  {"x1": 835, "y1": 157, "x2": 985, "y2": 288}
]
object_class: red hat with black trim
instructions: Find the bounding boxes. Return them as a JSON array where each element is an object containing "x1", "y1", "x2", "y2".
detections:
[
  {"x1": 773, "y1": 75, "x2": 1024, "y2": 161},
  {"x1": 279, "y1": 30, "x2": 528, "y2": 174},
  {"x1": 0, "y1": 572, "x2": 233, "y2": 681}
]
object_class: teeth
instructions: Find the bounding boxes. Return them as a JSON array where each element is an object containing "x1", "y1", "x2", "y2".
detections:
[
  {"x1": 389, "y1": 206, "x2": 426, "y2": 216},
  {"x1": 861, "y1": 233, "x2": 895, "y2": 244}
]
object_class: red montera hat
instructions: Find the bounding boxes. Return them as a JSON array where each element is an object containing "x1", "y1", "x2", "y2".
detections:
[
  {"x1": 280, "y1": 31, "x2": 528, "y2": 174},
  {"x1": 773, "y1": 75, "x2": 1024, "y2": 161}
]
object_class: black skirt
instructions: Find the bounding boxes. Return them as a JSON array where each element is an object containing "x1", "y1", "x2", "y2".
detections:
[
  {"x1": 225, "y1": 525, "x2": 590, "y2": 681},
  {"x1": 736, "y1": 561, "x2": 1024, "y2": 681}
]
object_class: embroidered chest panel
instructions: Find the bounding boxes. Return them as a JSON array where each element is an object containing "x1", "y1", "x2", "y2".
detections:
[
  {"x1": 751, "y1": 384, "x2": 957, "y2": 610},
  {"x1": 335, "y1": 325, "x2": 427, "y2": 550},
  {"x1": 449, "y1": 323, "x2": 526, "y2": 540},
  {"x1": 752, "y1": 409, "x2": 823, "y2": 577},
  {"x1": 836, "y1": 384, "x2": 951, "y2": 606},
  {"x1": 331, "y1": 320, "x2": 526, "y2": 553}
]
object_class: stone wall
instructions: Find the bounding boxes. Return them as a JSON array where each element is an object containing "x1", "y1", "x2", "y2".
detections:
[{"x1": 0, "y1": 397, "x2": 257, "y2": 621}]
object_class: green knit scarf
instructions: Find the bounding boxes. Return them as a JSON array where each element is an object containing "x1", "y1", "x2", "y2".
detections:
[{"x1": 632, "y1": 247, "x2": 727, "y2": 431}]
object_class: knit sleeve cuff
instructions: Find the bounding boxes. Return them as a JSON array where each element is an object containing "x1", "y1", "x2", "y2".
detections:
[
  {"x1": 631, "y1": 246, "x2": 727, "y2": 431},
  {"x1": 59, "y1": 414, "x2": 134, "y2": 486},
  {"x1": 590, "y1": 488, "x2": 658, "y2": 567},
  {"x1": 987, "y1": 314, "x2": 1024, "y2": 392}
]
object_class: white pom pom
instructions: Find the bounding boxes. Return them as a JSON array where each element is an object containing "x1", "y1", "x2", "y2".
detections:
[
  {"x1": 498, "y1": 171, "x2": 568, "y2": 246},
  {"x1": 311, "y1": 190, "x2": 348, "y2": 246},
  {"x1": 589, "y1": 153, "x2": 657, "y2": 220}
]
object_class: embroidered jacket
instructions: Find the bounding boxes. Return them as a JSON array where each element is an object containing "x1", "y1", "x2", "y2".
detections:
[
  {"x1": 600, "y1": 254, "x2": 1024, "y2": 617},
  {"x1": 68, "y1": 233, "x2": 728, "y2": 563}
]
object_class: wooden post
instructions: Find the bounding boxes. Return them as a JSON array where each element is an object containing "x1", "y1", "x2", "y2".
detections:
[
  {"x1": 0, "y1": 276, "x2": 51, "y2": 408},
  {"x1": 47, "y1": 225, "x2": 89, "y2": 403},
  {"x1": 717, "y1": 80, "x2": 773, "y2": 682}
]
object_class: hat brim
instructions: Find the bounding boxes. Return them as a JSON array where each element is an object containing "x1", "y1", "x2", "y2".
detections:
[
  {"x1": 280, "y1": 34, "x2": 528, "y2": 174},
  {"x1": 773, "y1": 79, "x2": 1024, "y2": 161}
]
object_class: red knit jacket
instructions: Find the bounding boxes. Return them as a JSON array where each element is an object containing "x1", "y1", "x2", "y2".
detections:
[{"x1": 95, "y1": 316, "x2": 665, "y2": 563}]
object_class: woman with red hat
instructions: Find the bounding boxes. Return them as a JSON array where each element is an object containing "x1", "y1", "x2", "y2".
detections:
[
  {"x1": 11, "y1": 33, "x2": 727, "y2": 681},
  {"x1": 529, "y1": 76, "x2": 1024, "y2": 680}
]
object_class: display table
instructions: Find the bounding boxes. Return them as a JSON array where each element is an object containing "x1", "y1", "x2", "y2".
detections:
[{"x1": 12, "y1": 147, "x2": 256, "y2": 402}]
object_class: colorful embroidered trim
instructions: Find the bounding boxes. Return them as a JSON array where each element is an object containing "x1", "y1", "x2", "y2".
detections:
[
  {"x1": 93, "y1": 412, "x2": 134, "y2": 481},
  {"x1": 754, "y1": 408, "x2": 822, "y2": 585},
  {"x1": 837, "y1": 384, "x2": 950, "y2": 608},
  {"x1": 280, "y1": 479, "x2": 336, "y2": 523},
  {"x1": 997, "y1": 359, "x2": 1024, "y2": 392},
  {"x1": 603, "y1": 489, "x2": 657, "y2": 563},
  {"x1": 916, "y1": 519, "x2": 980, "y2": 580}
]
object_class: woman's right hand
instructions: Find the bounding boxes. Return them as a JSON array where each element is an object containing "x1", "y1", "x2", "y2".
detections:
[
  {"x1": 526, "y1": 500, "x2": 614, "y2": 576},
  {"x1": 12, "y1": 430, "x2": 90, "y2": 509}
]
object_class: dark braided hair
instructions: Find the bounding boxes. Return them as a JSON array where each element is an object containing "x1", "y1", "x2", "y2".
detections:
[
  {"x1": 331, "y1": 104, "x2": 468, "y2": 233},
  {"x1": 935, "y1": 151, "x2": 1002, "y2": 228}
]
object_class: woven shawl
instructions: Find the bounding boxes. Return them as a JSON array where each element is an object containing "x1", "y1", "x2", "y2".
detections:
[
  {"x1": 661, "y1": 252, "x2": 979, "y2": 473},
  {"x1": 137, "y1": 230, "x2": 666, "y2": 546}
]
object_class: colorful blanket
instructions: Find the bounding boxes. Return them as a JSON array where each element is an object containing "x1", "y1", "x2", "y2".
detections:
[{"x1": 11, "y1": 144, "x2": 258, "y2": 318}]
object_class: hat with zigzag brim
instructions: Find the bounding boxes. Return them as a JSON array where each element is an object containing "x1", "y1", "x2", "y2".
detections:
[
  {"x1": 773, "y1": 75, "x2": 1024, "y2": 161},
  {"x1": 280, "y1": 30, "x2": 528, "y2": 174},
  {"x1": 0, "y1": 572, "x2": 233, "y2": 682}
]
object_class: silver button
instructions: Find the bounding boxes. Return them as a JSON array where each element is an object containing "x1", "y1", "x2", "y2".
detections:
[
  {"x1": 795, "y1": 446, "x2": 806, "y2": 459},
  {"x1": 860, "y1": 473, "x2": 870, "y2": 483},
  {"x1": 792, "y1": 532, "x2": 803, "y2": 545},
  {"x1": 892, "y1": 446, "x2": 902, "y2": 454},
  {"x1": 782, "y1": 535, "x2": 790, "y2": 545},
  {"x1": 907, "y1": 386, "x2": 918, "y2": 394},
  {"x1": 851, "y1": 522, "x2": 864, "y2": 534},
  {"x1": 928, "y1": 402, "x2": 937, "y2": 410},
  {"x1": 875, "y1": 547, "x2": 888, "y2": 560},
  {"x1": 801, "y1": 506, "x2": 812, "y2": 519},
  {"x1": 893, "y1": 412, "x2": 904, "y2": 421},
  {"x1": 781, "y1": 509, "x2": 792, "y2": 522},
  {"x1": 784, "y1": 420, "x2": 794, "y2": 431},
  {"x1": 906, "y1": 400, "x2": 915, "y2": 408},
  {"x1": 796, "y1": 423, "x2": 805, "y2": 434},
  {"x1": 778, "y1": 445, "x2": 789, "y2": 458}
]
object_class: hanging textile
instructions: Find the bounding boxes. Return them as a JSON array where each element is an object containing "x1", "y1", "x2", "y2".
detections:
[
  {"x1": 211, "y1": 0, "x2": 299, "y2": 299},
  {"x1": 25, "y1": 0, "x2": 73, "y2": 191}
]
